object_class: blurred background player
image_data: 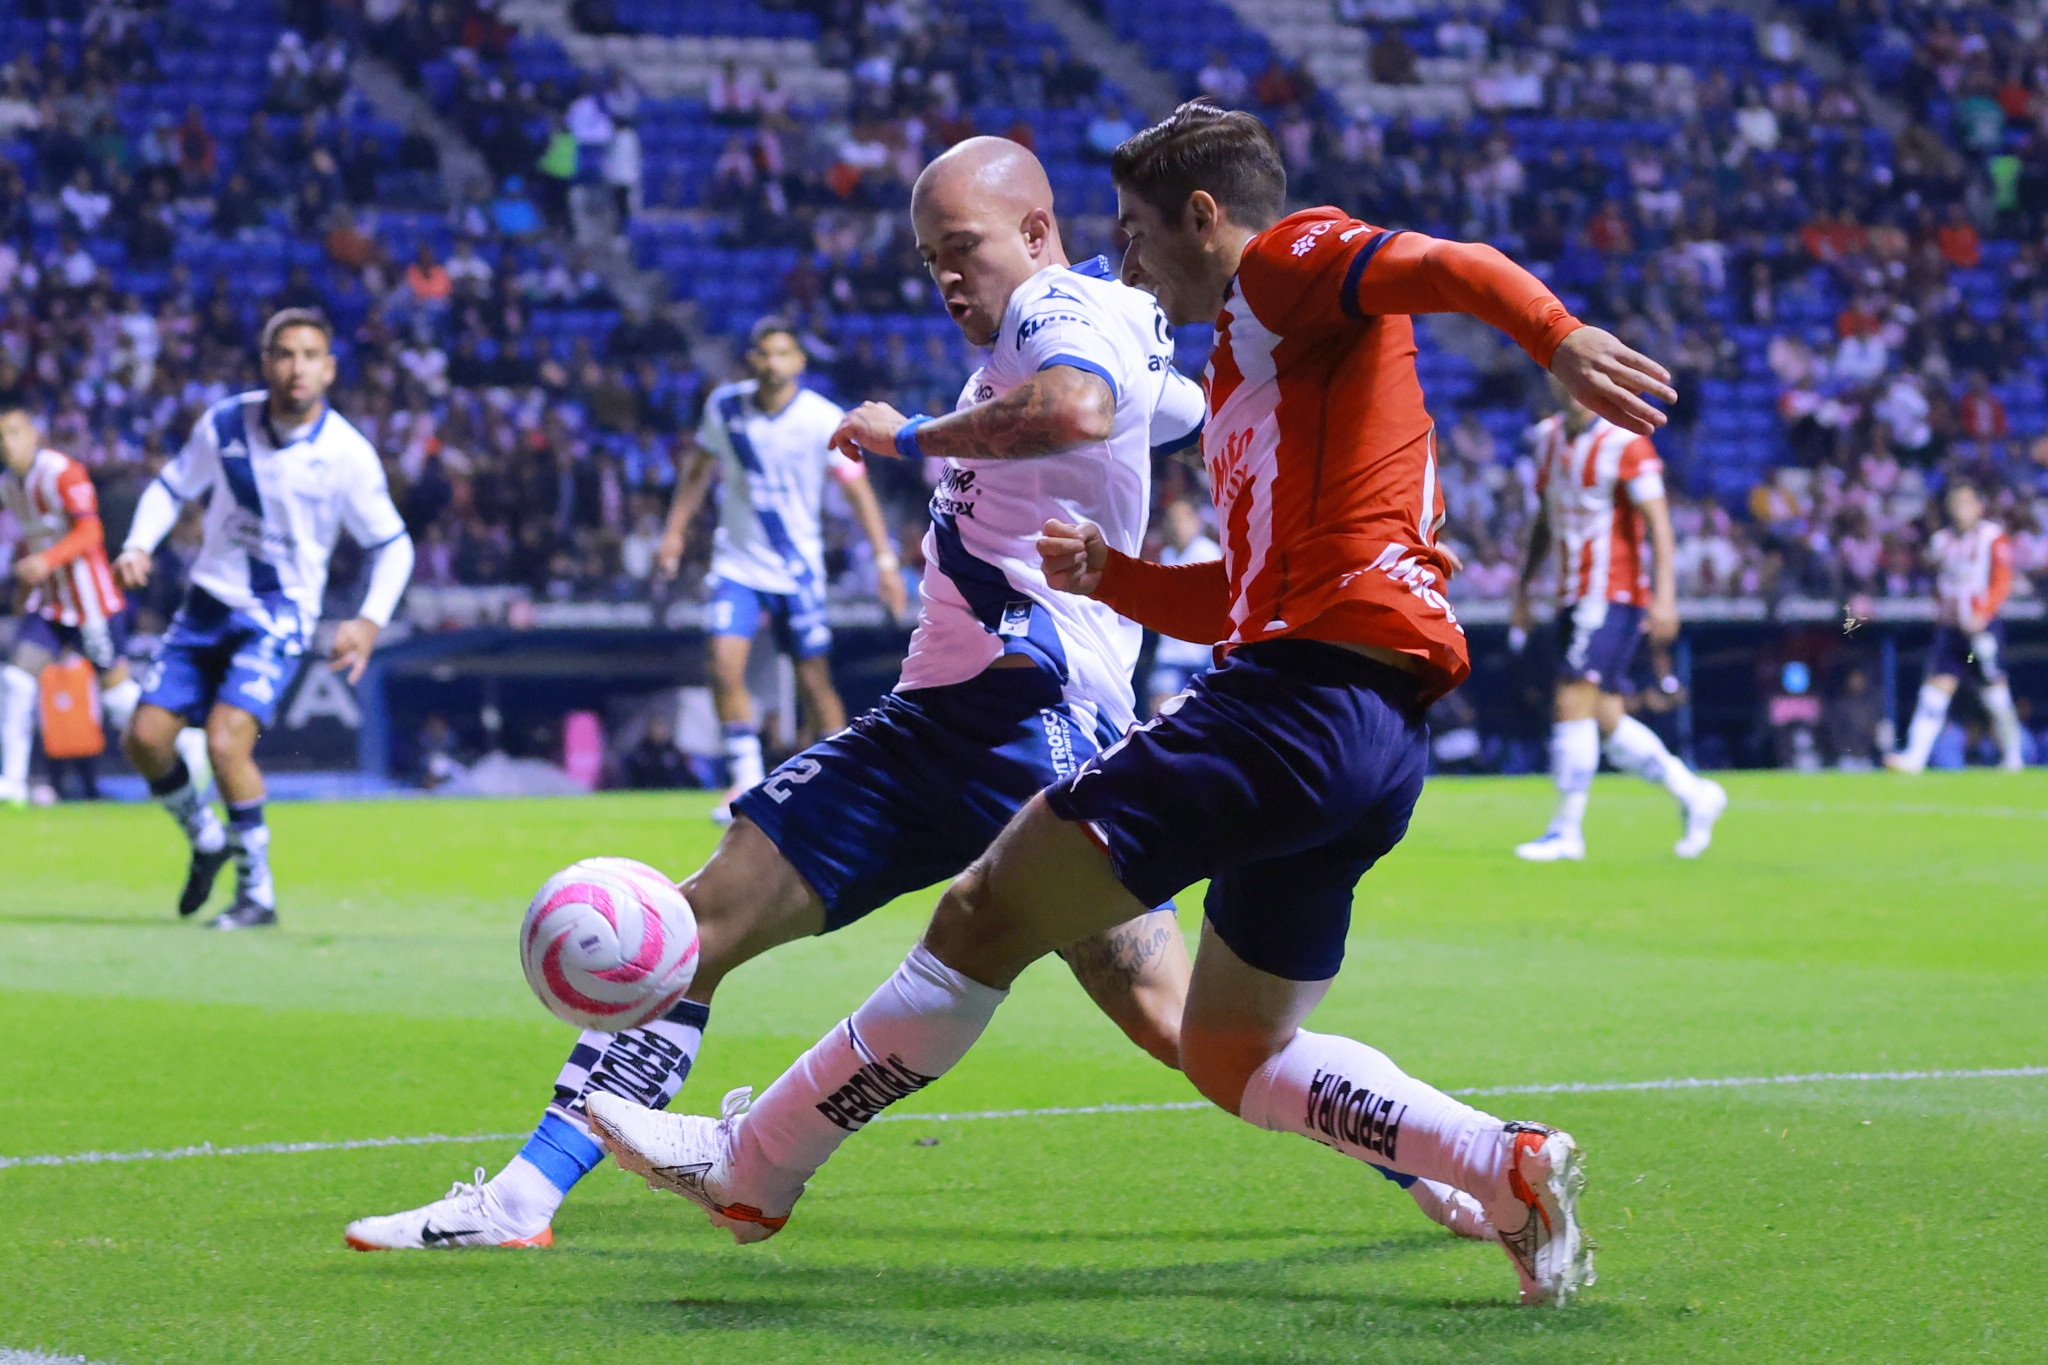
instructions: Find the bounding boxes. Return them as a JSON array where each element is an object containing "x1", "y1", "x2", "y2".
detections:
[
  {"x1": 343, "y1": 137, "x2": 1257, "y2": 1254},
  {"x1": 656, "y1": 317, "x2": 906, "y2": 821},
  {"x1": 113, "y1": 310, "x2": 415, "y2": 928},
  {"x1": 1144, "y1": 499, "x2": 1221, "y2": 716},
  {"x1": 0, "y1": 396, "x2": 207, "y2": 806},
  {"x1": 1512, "y1": 377, "x2": 1725, "y2": 862},
  {"x1": 1887, "y1": 481, "x2": 2023, "y2": 773}
]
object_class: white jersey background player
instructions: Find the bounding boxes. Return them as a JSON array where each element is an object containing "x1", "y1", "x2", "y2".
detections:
[
  {"x1": 655, "y1": 319, "x2": 906, "y2": 816},
  {"x1": 114, "y1": 309, "x2": 415, "y2": 929},
  {"x1": 1144, "y1": 499, "x2": 1221, "y2": 716},
  {"x1": 345, "y1": 138, "x2": 1493, "y2": 1253}
]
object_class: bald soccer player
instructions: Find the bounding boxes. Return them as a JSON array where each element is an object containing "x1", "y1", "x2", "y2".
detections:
[{"x1": 344, "y1": 137, "x2": 1227, "y2": 1251}]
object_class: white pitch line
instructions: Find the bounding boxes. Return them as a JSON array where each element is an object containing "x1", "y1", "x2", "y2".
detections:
[
  {"x1": 4, "y1": 1066, "x2": 2042, "y2": 1173},
  {"x1": 1736, "y1": 798, "x2": 2048, "y2": 821}
]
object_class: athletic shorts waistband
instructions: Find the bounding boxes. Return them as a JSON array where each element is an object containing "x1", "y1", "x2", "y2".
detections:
[{"x1": 1230, "y1": 639, "x2": 1426, "y2": 711}]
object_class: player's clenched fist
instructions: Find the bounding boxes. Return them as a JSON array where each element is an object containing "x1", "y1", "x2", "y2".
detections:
[
  {"x1": 1038, "y1": 518, "x2": 1108, "y2": 596},
  {"x1": 830, "y1": 401, "x2": 911, "y2": 463}
]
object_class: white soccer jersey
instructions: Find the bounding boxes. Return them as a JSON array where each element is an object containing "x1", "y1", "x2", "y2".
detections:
[
  {"x1": 1931, "y1": 519, "x2": 2013, "y2": 624},
  {"x1": 896, "y1": 257, "x2": 1207, "y2": 736},
  {"x1": 155, "y1": 391, "x2": 406, "y2": 629},
  {"x1": 1152, "y1": 533, "x2": 1223, "y2": 668},
  {"x1": 696, "y1": 381, "x2": 858, "y2": 597},
  {"x1": 1532, "y1": 413, "x2": 1665, "y2": 608}
]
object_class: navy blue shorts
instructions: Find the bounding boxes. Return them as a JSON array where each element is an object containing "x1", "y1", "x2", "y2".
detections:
[
  {"x1": 1926, "y1": 622, "x2": 2006, "y2": 686},
  {"x1": 1558, "y1": 600, "x2": 1644, "y2": 693},
  {"x1": 707, "y1": 577, "x2": 831, "y2": 661},
  {"x1": 735, "y1": 666, "x2": 1122, "y2": 932},
  {"x1": 140, "y1": 587, "x2": 307, "y2": 728},
  {"x1": 16, "y1": 606, "x2": 132, "y2": 672},
  {"x1": 1044, "y1": 640, "x2": 1429, "y2": 982}
]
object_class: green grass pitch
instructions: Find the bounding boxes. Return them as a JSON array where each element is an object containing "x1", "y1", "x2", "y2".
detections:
[{"x1": 1, "y1": 772, "x2": 2044, "y2": 1363}]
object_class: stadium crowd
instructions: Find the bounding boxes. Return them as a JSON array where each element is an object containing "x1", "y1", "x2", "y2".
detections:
[{"x1": 3, "y1": 0, "x2": 2048, "y2": 633}]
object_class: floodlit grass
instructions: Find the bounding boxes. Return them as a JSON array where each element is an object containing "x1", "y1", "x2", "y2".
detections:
[{"x1": 1, "y1": 772, "x2": 2044, "y2": 1363}]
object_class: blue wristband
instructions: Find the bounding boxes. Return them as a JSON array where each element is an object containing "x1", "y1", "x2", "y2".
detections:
[{"x1": 894, "y1": 414, "x2": 932, "y2": 461}]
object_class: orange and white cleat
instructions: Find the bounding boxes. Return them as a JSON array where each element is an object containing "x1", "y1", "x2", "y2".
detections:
[
  {"x1": 344, "y1": 1167, "x2": 554, "y2": 1250},
  {"x1": 587, "y1": 1086, "x2": 796, "y2": 1245},
  {"x1": 1494, "y1": 1122, "x2": 1595, "y2": 1306}
]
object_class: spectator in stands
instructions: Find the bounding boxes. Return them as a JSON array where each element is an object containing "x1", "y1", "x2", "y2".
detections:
[
  {"x1": 490, "y1": 175, "x2": 543, "y2": 240},
  {"x1": 621, "y1": 713, "x2": 690, "y2": 790},
  {"x1": 174, "y1": 104, "x2": 215, "y2": 186},
  {"x1": 1197, "y1": 49, "x2": 1247, "y2": 106},
  {"x1": 403, "y1": 246, "x2": 454, "y2": 311}
]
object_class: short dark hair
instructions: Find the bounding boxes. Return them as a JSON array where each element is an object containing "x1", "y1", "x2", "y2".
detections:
[
  {"x1": 748, "y1": 315, "x2": 801, "y2": 350},
  {"x1": 1110, "y1": 100, "x2": 1288, "y2": 231},
  {"x1": 0, "y1": 390, "x2": 30, "y2": 418},
  {"x1": 260, "y1": 307, "x2": 334, "y2": 354}
]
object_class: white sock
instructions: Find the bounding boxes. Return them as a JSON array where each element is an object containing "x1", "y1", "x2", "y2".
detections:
[
  {"x1": 1548, "y1": 717, "x2": 1600, "y2": 837},
  {"x1": 101, "y1": 677, "x2": 140, "y2": 734},
  {"x1": 174, "y1": 727, "x2": 212, "y2": 793},
  {"x1": 1238, "y1": 1028, "x2": 1521, "y2": 1229},
  {"x1": 1981, "y1": 683, "x2": 2024, "y2": 767},
  {"x1": 723, "y1": 724, "x2": 764, "y2": 791},
  {"x1": 0, "y1": 664, "x2": 34, "y2": 792},
  {"x1": 1603, "y1": 714, "x2": 1702, "y2": 805},
  {"x1": 484, "y1": 1155, "x2": 564, "y2": 1233},
  {"x1": 153, "y1": 758, "x2": 227, "y2": 853},
  {"x1": 229, "y1": 803, "x2": 273, "y2": 908},
  {"x1": 1900, "y1": 684, "x2": 1951, "y2": 768},
  {"x1": 734, "y1": 944, "x2": 1006, "y2": 1201}
]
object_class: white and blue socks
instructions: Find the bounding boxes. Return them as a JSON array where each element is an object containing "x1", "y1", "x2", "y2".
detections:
[
  {"x1": 228, "y1": 799, "x2": 273, "y2": 909},
  {"x1": 1602, "y1": 714, "x2": 1704, "y2": 806},
  {"x1": 1546, "y1": 717, "x2": 1601, "y2": 838},
  {"x1": 1897, "y1": 683, "x2": 1952, "y2": 771},
  {"x1": 0, "y1": 664, "x2": 35, "y2": 798},
  {"x1": 494, "y1": 1000, "x2": 714, "y2": 1229},
  {"x1": 100, "y1": 677, "x2": 140, "y2": 735},
  {"x1": 148, "y1": 756, "x2": 227, "y2": 853},
  {"x1": 723, "y1": 722, "x2": 764, "y2": 792}
]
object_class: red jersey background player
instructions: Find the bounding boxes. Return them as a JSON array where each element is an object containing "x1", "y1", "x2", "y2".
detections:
[
  {"x1": 1887, "y1": 480, "x2": 2026, "y2": 771},
  {"x1": 0, "y1": 395, "x2": 142, "y2": 806},
  {"x1": 1509, "y1": 376, "x2": 1725, "y2": 861},
  {"x1": 584, "y1": 102, "x2": 1680, "y2": 1308}
]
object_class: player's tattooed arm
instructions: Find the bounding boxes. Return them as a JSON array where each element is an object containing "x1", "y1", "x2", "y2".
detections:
[{"x1": 831, "y1": 367, "x2": 1114, "y2": 465}]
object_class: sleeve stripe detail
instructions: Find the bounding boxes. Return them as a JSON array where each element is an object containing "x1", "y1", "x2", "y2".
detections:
[
  {"x1": 1037, "y1": 355, "x2": 1120, "y2": 402},
  {"x1": 152, "y1": 473, "x2": 190, "y2": 502},
  {"x1": 360, "y1": 529, "x2": 411, "y2": 552},
  {"x1": 1338, "y1": 230, "x2": 1405, "y2": 324}
]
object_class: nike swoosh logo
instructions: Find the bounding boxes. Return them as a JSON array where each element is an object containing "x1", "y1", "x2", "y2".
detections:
[{"x1": 420, "y1": 1224, "x2": 482, "y2": 1245}]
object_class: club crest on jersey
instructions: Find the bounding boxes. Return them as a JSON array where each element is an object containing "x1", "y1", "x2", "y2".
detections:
[{"x1": 998, "y1": 601, "x2": 1033, "y2": 638}]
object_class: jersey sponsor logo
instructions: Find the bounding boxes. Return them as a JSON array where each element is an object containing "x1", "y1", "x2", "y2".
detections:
[
  {"x1": 1208, "y1": 427, "x2": 1256, "y2": 505},
  {"x1": 930, "y1": 466, "x2": 977, "y2": 520},
  {"x1": 814, "y1": 1044, "x2": 939, "y2": 1132},
  {"x1": 1041, "y1": 708, "x2": 1077, "y2": 779},
  {"x1": 972, "y1": 383, "x2": 995, "y2": 403},
  {"x1": 1289, "y1": 222, "x2": 1334, "y2": 257},
  {"x1": 1340, "y1": 226, "x2": 1369, "y2": 243},
  {"x1": 1349, "y1": 542, "x2": 1462, "y2": 629},
  {"x1": 1015, "y1": 312, "x2": 1090, "y2": 348},
  {"x1": 1305, "y1": 1068, "x2": 1405, "y2": 1160}
]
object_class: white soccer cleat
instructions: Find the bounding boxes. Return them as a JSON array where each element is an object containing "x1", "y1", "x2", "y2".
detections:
[
  {"x1": 1882, "y1": 752, "x2": 1924, "y2": 775},
  {"x1": 1408, "y1": 1178, "x2": 1497, "y2": 1242},
  {"x1": 586, "y1": 1086, "x2": 795, "y2": 1244},
  {"x1": 1674, "y1": 779, "x2": 1727, "y2": 859},
  {"x1": 1494, "y1": 1123, "x2": 1594, "y2": 1307},
  {"x1": 344, "y1": 1167, "x2": 553, "y2": 1250},
  {"x1": 0, "y1": 777, "x2": 26, "y2": 808},
  {"x1": 1514, "y1": 830, "x2": 1584, "y2": 862}
]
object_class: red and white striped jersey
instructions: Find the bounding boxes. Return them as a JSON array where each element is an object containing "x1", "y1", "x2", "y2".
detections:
[
  {"x1": 1093, "y1": 210, "x2": 1583, "y2": 703},
  {"x1": 0, "y1": 447, "x2": 125, "y2": 627},
  {"x1": 1532, "y1": 414, "x2": 1665, "y2": 608},
  {"x1": 1930, "y1": 520, "x2": 2012, "y2": 624}
]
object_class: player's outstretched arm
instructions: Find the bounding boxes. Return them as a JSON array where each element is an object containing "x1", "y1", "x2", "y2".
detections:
[
  {"x1": 830, "y1": 367, "x2": 1114, "y2": 465},
  {"x1": 1510, "y1": 512, "x2": 1551, "y2": 635},
  {"x1": 838, "y1": 466, "x2": 906, "y2": 620},
  {"x1": 1039, "y1": 518, "x2": 1231, "y2": 644},
  {"x1": 331, "y1": 532, "x2": 415, "y2": 684},
  {"x1": 658, "y1": 446, "x2": 715, "y2": 579},
  {"x1": 1641, "y1": 494, "x2": 1680, "y2": 644}
]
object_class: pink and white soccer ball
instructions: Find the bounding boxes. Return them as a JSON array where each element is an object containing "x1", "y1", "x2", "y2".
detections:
[{"x1": 521, "y1": 857, "x2": 699, "y2": 1031}]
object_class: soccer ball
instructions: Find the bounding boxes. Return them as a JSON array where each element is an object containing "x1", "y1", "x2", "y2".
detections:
[{"x1": 521, "y1": 857, "x2": 700, "y2": 1031}]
